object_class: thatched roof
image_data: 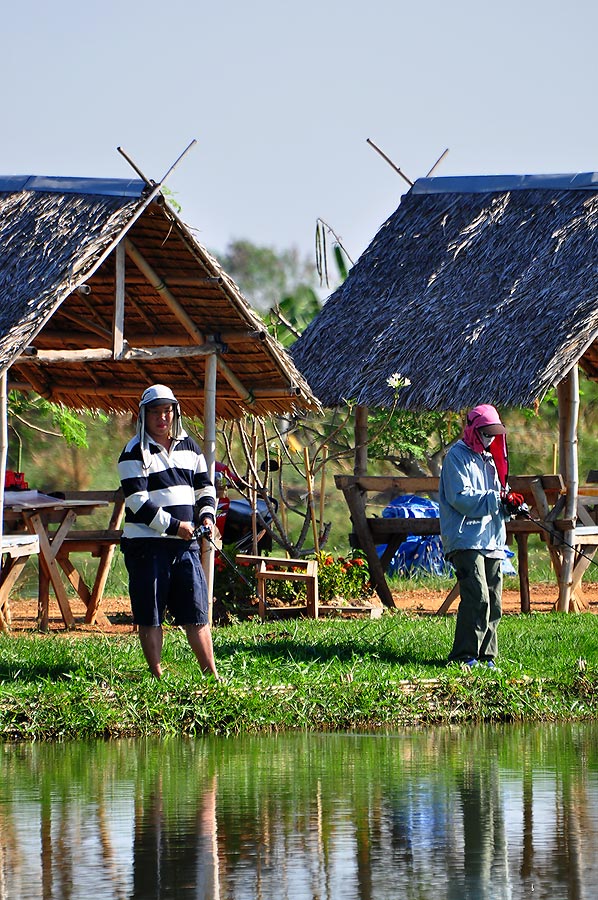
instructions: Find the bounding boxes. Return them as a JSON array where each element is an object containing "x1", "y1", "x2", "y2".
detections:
[
  {"x1": 292, "y1": 172, "x2": 598, "y2": 411},
  {"x1": 0, "y1": 175, "x2": 318, "y2": 420}
]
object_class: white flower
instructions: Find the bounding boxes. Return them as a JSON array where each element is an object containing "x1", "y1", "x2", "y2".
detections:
[{"x1": 387, "y1": 373, "x2": 411, "y2": 389}]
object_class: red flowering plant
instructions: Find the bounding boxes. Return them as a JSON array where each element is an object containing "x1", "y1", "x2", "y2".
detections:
[
  {"x1": 315, "y1": 551, "x2": 372, "y2": 604},
  {"x1": 213, "y1": 547, "x2": 372, "y2": 610}
]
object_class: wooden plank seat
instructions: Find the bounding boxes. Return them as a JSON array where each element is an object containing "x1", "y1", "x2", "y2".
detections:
[
  {"x1": 0, "y1": 534, "x2": 40, "y2": 632},
  {"x1": 60, "y1": 530, "x2": 123, "y2": 555},
  {"x1": 55, "y1": 489, "x2": 124, "y2": 624}
]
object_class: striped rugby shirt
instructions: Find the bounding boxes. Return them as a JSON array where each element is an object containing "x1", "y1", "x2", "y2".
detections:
[{"x1": 118, "y1": 432, "x2": 216, "y2": 540}]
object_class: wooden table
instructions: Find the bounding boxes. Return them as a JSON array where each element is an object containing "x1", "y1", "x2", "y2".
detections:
[
  {"x1": 3, "y1": 491, "x2": 111, "y2": 631},
  {"x1": 335, "y1": 474, "x2": 573, "y2": 612}
]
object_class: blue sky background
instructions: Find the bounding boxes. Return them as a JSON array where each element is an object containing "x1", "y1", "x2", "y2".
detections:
[{"x1": 3, "y1": 0, "x2": 598, "y2": 267}]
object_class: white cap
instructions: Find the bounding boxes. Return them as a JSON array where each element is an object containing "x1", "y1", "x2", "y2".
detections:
[{"x1": 139, "y1": 384, "x2": 178, "y2": 408}]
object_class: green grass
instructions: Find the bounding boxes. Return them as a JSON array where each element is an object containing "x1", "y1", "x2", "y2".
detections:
[{"x1": 1, "y1": 613, "x2": 598, "y2": 741}]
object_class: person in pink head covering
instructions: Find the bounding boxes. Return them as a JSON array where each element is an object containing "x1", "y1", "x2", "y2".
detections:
[{"x1": 438, "y1": 404, "x2": 524, "y2": 668}]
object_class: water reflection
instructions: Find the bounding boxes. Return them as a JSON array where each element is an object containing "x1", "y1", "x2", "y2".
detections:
[{"x1": 2, "y1": 724, "x2": 598, "y2": 898}]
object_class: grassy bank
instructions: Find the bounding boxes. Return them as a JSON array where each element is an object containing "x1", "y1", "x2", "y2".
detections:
[{"x1": 1, "y1": 612, "x2": 598, "y2": 741}]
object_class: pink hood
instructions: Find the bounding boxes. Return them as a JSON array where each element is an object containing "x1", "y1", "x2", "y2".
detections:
[{"x1": 462, "y1": 404, "x2": 508, "y2": 488}]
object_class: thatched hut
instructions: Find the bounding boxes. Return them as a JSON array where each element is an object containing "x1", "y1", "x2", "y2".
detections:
[
  {"x1": 0, "y1": 175, "x2": 317, "y2": 420},
  {"x1": 0, "y1": 173, "x2": 319, "y2": 612},
  {"x1": 292, "y1": 172, "x2": 598, "y2": 610}
]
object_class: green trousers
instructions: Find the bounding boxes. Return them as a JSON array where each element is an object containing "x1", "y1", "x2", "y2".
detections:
[{"x1": 448, "y1": 550, "x2": 502, "y2": 662}]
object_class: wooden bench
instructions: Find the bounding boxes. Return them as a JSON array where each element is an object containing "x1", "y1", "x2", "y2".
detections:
[
  {"x1": 236, "y1": 554, "x2": 319, "y2": 621},
  {"x1": 0, "y1": 534, "x2": 40, "y2": 632},
  {"x1": 336, "y1": 474, "x2": 570, "y2": 612},
  {"x1": 56, "y1": 489, "x2": 124, "y2": 624}
]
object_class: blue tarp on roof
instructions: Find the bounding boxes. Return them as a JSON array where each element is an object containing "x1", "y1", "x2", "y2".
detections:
[
  {"x1": 0, "y1": 175, "x2": 146, "y2": 198},
  {"x1": 412, "y1": 172, "x2": 598, "y2": 196}
]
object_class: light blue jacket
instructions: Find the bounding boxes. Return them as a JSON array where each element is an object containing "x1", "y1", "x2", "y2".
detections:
[{"x1": 438, "y1": 439, "x2": 507, "y2": 556}]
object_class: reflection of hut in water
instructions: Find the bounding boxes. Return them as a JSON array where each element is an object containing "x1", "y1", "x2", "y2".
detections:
[{"x1": 293, "y1": 172, "x2": 598, "y2": 610}]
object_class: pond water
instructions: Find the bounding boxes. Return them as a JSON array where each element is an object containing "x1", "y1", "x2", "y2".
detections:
[{"x1": 2, "y1": 723, "x2": 598, "y2": 899}]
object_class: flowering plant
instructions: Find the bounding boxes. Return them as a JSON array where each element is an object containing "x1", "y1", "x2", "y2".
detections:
[
  {"x1": 212, "y1": 547, "x2": 373, "y2": 609},
  {"x1": 315, "y1": 551, "x2": 372, "y2": 604}
]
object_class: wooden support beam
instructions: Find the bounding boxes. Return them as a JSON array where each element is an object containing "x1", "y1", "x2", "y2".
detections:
[
  {"x1": 34, "y1": 329, "x2": 267, "y2": 349},
  {"x1": 18, "y1": 344, "x2": 224, "y2": 364},
  {"x1": 354, "y1": 405, "x2": 368, "y2": 477},
  {"x1": 557, "y1": 368, "x2": 579, "y2": 611},
  {"x1": 125, "y1": 238, "x2": 206, "y2": 345}
]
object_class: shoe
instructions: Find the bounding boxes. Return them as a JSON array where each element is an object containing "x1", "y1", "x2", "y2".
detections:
[
  {"x1": 485, "y1": 660, "x2": 496, "y2": 669},
  {"x1": 463, "y1": 658, "x2": 478, "y2": 668}
]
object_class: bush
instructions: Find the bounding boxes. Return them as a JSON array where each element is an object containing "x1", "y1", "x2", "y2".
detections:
[
  {"x1": 213, "y1": 548, "x2": 373, "y2": 609},
  {"x1": 316, "y1": 551, "x2": 372, "y2": 604}
]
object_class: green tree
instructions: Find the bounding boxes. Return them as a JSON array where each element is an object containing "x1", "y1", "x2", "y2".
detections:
[{"x1": 217, "y1": 240, "x2": 319, "y2": 312}]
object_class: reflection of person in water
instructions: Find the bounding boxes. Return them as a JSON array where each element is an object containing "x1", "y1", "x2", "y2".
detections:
[
  {"x1": 447, "y1": 760, "x2": 510, "y2": 900},
  {"x1": 131, "y1": 775, "x2": 219, "y2": 899}
]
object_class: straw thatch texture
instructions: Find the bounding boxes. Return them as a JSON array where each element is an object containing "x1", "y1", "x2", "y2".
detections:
[
  {"x1": 0, "y1": 177, "x2": 317, "y2": 420},
  {"x1": 292, "y1": 179, "x2": 598, "y2": 411}
]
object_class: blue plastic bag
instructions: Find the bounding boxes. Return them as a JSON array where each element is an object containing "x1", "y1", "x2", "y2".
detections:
[
  {"x1": 377, "y1": 495, "x2": 451, "y2": 577},
  {"x1": 376, "y1": 493, "x2": 516, "y2": 577}
]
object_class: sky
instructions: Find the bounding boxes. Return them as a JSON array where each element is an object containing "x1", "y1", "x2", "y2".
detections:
[{"x1": 3, "y1": 0, "x2": 598, "y2": 271}]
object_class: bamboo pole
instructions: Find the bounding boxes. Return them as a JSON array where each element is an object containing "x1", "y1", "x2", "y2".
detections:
[
  {"x1": 556, "y1": 366, "x2": 579, "y2": 611},
  {"x1": 202, "y1": 352, "x2": 217, "y2": 625},
  {"x1": 319, "y1": 445, "x2": 328, "y2": 543},
  {"x1": 304, "y1": 446, "x2": 319, "y2": 553}
]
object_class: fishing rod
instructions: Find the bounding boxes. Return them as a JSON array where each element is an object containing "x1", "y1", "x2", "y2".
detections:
[
  {"x1": 512, "y1": 503, "x2": 598, "y2": 570},
  {"x1": 195, "y1": 524, "x2": 268, "y2": 609}
]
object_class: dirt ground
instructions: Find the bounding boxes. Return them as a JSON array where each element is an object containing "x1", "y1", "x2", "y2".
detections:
[{"x1": 4, "y1": 582, "x2": 598, "y2": 635}]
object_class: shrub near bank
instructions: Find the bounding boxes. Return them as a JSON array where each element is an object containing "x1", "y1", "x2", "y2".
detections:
[{"x1": 316, "y1": 551, "x2": 372, "y2": 603}]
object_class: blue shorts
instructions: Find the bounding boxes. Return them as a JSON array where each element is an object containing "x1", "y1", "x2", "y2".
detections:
[{"x1": 121, "y1": 538, "x2": 209, "y2": 627}]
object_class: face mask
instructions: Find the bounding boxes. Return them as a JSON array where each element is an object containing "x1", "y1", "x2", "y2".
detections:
[{"x1": 480, "y1": 432, "x2": 495, "y2": 450}]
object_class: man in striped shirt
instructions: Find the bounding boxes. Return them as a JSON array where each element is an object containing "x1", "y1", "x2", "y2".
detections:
[{"x1": 118, "y1": 384, "x2": 219, "y2": 679}]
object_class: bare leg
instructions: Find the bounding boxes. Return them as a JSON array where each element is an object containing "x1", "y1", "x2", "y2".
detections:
[
  {"x1": 138, "y1": 625, "x2": 164, "y2": 678},
  {"x1": 185, "y1": 624, "x2": 219, "y2": 678}
]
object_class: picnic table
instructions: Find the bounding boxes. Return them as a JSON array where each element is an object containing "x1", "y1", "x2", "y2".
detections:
[
  {"x1": 2, "y1": 488, "x2": 123, "y2": 631},
  {"x1": 335, "y1": 474, "x2": 597, "y2": 613}
]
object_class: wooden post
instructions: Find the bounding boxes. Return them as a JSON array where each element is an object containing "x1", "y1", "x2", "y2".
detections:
[
  {"x1": 515, "y1": 533, "x2": 530, "y2": 612},
  {"x1": 354, "y1": 405, "x2": 368, "y2": 476},
  {"x1": 113, "y1": 241, "x2": 125, "y2": 359},
  {"x1": 251, "y1": 432, "x2": 258, "y2": 556},
  {"x1": 319, "y1": 445, "x2": 328, "y2": 544},
  {"x1": 556, "y1": 367, "x2": 579, "y2": 611},
  {"x1": 0, "y1": 371, "x2": 6, "y2": 570},
  {"x1": 202, "y1": 352, "x2": 217, "y2": 625},
  {"x1": 304, "y1": 446, "x2": 319, "y2": 553}
]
